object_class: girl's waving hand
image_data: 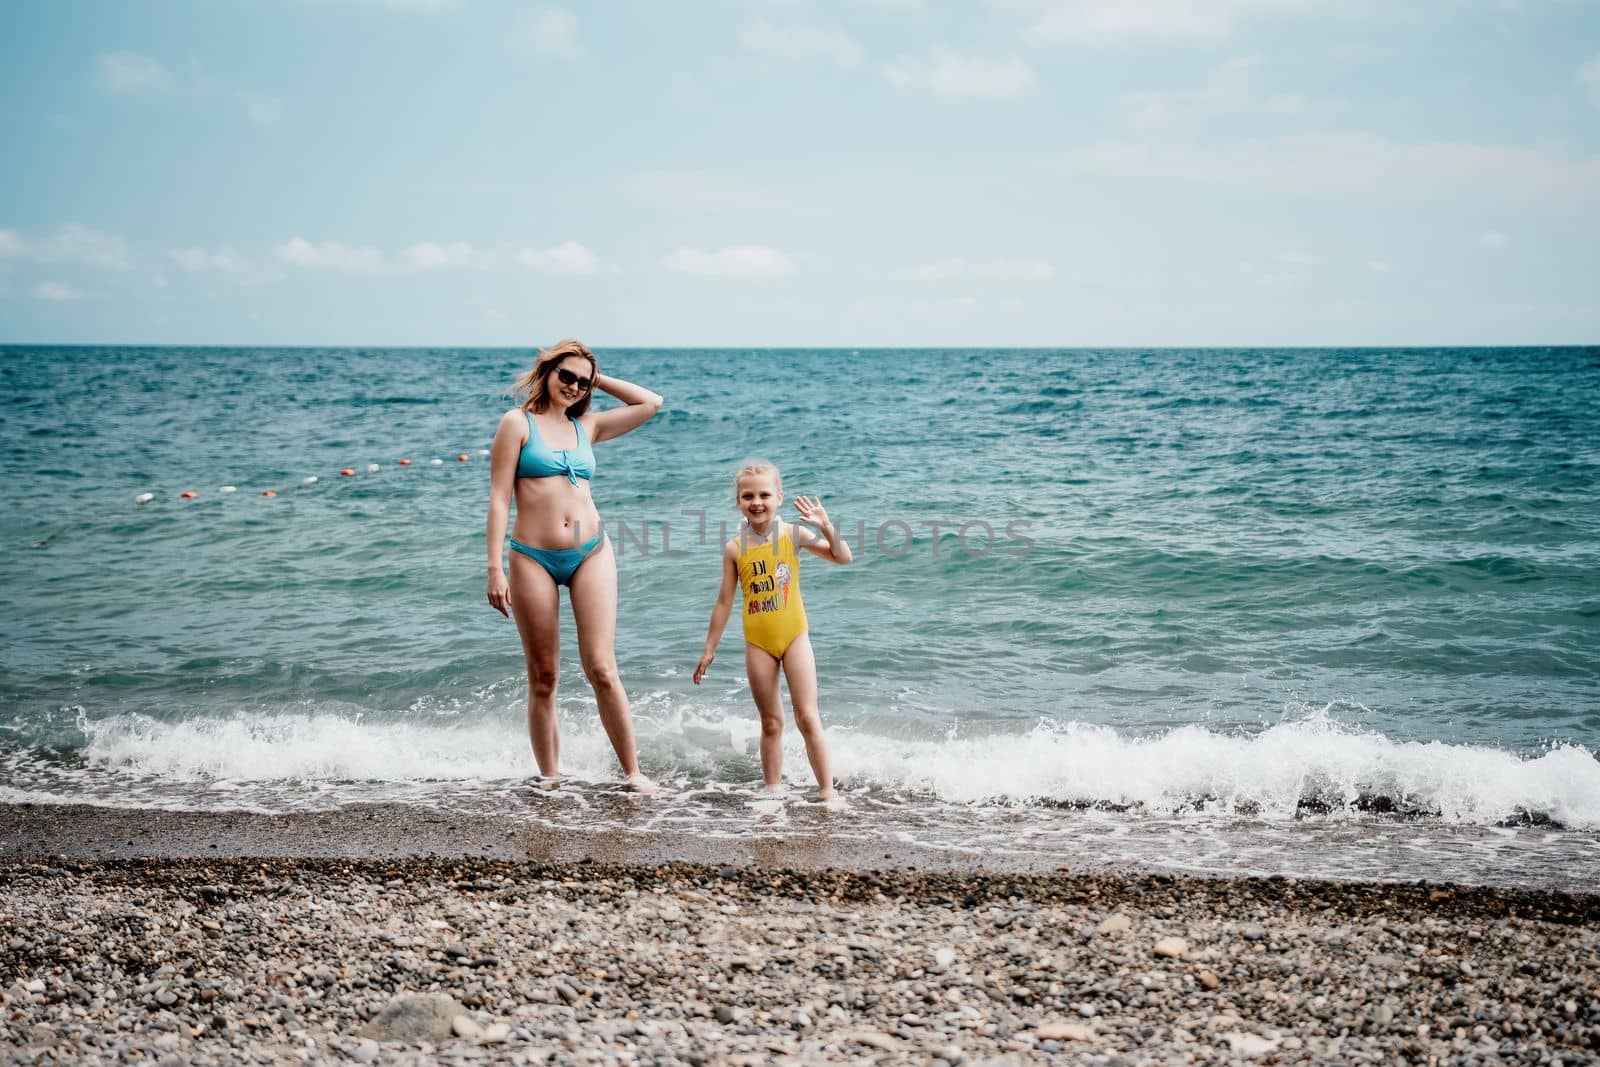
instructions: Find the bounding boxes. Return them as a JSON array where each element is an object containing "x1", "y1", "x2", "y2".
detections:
[{"x1": 793, "y1": 495, "x2": 853, "y2": 564}]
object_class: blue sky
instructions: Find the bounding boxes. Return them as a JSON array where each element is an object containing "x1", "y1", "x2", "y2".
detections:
[{"x1": 2, "y1": 0, "x2": 1596, "y2": 346}]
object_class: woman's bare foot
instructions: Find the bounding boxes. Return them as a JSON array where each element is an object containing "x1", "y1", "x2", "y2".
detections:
[
  {"x1": 532, "y1": 774, "x2": 566, "y2": 791},
  {"x1": 625, "y1": 772, "x2": 658, "y2": 795},
  {"x1": 819, "y1": 788, "x2": 846, "y2": 810},
  {"x1": 762, "y1": 783, "x2": 787, "y2": 795}
]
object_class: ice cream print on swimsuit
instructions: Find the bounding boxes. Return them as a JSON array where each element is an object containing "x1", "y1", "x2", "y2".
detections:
[
  {"x1": 738, "y1": 523, "x2": 808, "y2": 659},
  {"x1": 744, "y1": 558, "x2": 792, "y2": 613}
]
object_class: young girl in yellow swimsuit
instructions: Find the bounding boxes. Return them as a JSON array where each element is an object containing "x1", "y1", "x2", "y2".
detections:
[{"x1": 693, "y1": 459, "x2": 853, "y2": 803}]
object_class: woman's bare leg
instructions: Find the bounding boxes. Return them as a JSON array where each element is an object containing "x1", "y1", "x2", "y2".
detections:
[
  {"x1": 508, "y1": 553, "x2": 562, "y2": 776},
  {"x1": 781, "y1": 634, "x2": 836, "y2": 800},
  {"x1": 745, "y1": 643, "x2": 785, "y2": 790},
  {"x1": 568, "y1": 538, "x2": 653, "y2": 791}
]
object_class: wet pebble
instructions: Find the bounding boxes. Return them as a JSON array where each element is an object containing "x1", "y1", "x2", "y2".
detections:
[{"x1": 0, "y1": 856, "x2": 1594, "y2": 1066}]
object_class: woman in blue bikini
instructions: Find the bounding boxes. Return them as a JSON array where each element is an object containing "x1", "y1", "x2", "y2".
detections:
[{"x1": 485, "y1": 339, "x2": 661, "y2": 791}]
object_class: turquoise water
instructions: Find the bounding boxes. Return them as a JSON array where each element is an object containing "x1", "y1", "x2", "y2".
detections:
[{"x1": 3, "y1": 347, "x2": 1598, "y2": 886}]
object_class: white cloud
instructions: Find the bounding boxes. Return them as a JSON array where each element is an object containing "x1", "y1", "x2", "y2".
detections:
[
  {"x1": 239, "y1": 91, "x2": 282, "y2": 124},
  {"x1": 739, "y1": 21, "x2": 863, "y2": 66},
  {"x1": 97, "y1": 51, "x2": 175, "y2": 93},
  {"x1": 1062, "y1": 132, "x2": 1600, "y2": 201},
  {"x1": 1121, "y1": 57, "x2": 1255, "y2": 130},
  {"x1": 275, "y1": 237, "x2": 386, "y2": 272},
  {"x1": 890, "y1": 257, "x2": 1055, "y2": 281},
  {"x1": 272, "y1": 237, "x2": 599, "y2": 274},
  {"x1": 616, "y1": 170, "x2": 821, "y2": 217},
  {"x1": 34, "y1": 281, "x2": 82, "y2": 302},
  {"x1": 1119, "y1": 56, "x2": 1344, "y2": 132},
  {"x1": 1006, "y1": 0, "x2": 1314, "y2": 46},
  {"x1": 98, "y1": 52, "x2": 284, "y2": 127},
  {"x1": 1, "y1": 225, "x2": 132, "y2": 269},
  {"x1": 513, "y1": 7, "x2": 583, "y2": 58},
  {"x1": 1278, "y1": 249, "x2": 1323, "y2": 266},
  {"x1": 170, "y1": 246, "x2": 244, "y2": 272},
  {"x1": 1368, "y1": 259, "x2": 1395, "y2": 273},
  {"x1": 883, "y1": 47, "x2": 1036, "y2": 100},
  {"x1": 663, "y1": 245, "x2": 796, "y2": 277},
  {"x1": 516, "y1": 240, "x2": 600, "y2": 274},
  {"x1": 404, "y1": 241, "x2": 480, "y2": 270},
  {"x1": 1478, "y1": 230, "x2": 1507, "y2": 248},
  {"x1": 1579, "y1": 51, "x2": 1600, "y2": 108},
  {"x1": 1260, "y1": 92, "x2": 1346, "y2": 118},
  {"x1": 346, "y1": 0, "x2": 460, "y2": 9},
  {"x1": 52, "y1": 226, "x2": 132, "y2": 269}
]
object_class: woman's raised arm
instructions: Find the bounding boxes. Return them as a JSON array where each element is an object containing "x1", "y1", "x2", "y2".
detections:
[{"x1": 586, "y1": 373, "x2": 663, "y2": 444}]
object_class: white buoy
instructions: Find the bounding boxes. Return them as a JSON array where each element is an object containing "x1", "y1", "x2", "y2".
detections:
[
  {"x1": 477, "y1": 449, "x2": 489, "y2": 456},
  {"x1": 366, "y1": 463, "x2": 380, "y2": 474},
  {"x1": 219, "y1": 485, "x2": 237, "y2": 494},
  {"x1": 302, "y1": 476, "x2": 319, "y2": 486},
  {"x1": 429, "y1": 458, "x2": 443, "y2": 466},
  {"x1": 135, "y1": 492, "x2": 154, "y2": 505}
]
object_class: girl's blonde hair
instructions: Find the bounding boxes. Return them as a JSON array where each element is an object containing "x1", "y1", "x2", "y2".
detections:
[
  {"x1": 513, "y1": 339, "x2": 598, "y2": 416},
  {"x1": 732, "y1": 458, "x2": 783, "y2": 500}
]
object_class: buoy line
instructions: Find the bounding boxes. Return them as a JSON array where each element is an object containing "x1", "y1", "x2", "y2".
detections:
[
  {"x1": 131, "y1": 449, "x2": 492, "y2": 506},
  {"x1": 30, "y1": 448, "x2": 494, "y2": 548}
]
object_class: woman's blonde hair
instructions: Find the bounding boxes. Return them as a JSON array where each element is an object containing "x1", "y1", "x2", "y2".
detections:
[
  {"x1": 732, "y1": 458, "x2": 783, "y2": 500},
  {"x1": 513, "y1": 339, "x2": 598, "y2": 416}
]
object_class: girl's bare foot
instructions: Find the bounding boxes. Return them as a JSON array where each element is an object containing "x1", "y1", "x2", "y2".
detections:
[
  {"x1": 532, "y1": 774, "x2": 566, "y2": 791},
  {"x1": 762, "y1": 783, "x2": 787, "y2": 795},
  {"x1": 819, "y1": 788, "x2": 846, "y2": 810},
  {"x1": 625, "y1": 772, "x2": 658, "y2": 795}
]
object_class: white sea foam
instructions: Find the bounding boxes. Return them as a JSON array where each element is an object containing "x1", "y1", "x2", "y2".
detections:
[
  {"x1": 832, "y1": 713, "x2": 1600, "y2": 829},
  {"x1": 4, "y1": 705, "x2": 1595, "y2": 829},
  {"x1": 72, "y1": 709, "x2": 608, "y2": 783}
]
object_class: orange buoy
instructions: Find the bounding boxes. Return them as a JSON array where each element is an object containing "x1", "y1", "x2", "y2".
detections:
[
  {"x1": 457, "y1": 454, "x2": 470, "y2": 462},
  {"x1": 397, "y1": 458, "x2": 412, "y2": 466},
  {"x1": 262, "y1": 490, "x2": 277, "y2": 498},
  {"x1": 180, "y1": 491, "x2": 199, "y2": 499},
  {"x1": 340, "y1": 468, "x2": 356, "y2": 477}
]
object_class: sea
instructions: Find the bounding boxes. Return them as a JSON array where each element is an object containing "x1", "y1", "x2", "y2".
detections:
[{"x1": 2, "y1": 346, "x2": 1597, "y2": 891}]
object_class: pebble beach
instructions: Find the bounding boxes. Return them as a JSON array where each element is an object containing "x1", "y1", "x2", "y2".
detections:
[{"x1": 4, "y1": 808, "x2": 1599, "y2": 1066}]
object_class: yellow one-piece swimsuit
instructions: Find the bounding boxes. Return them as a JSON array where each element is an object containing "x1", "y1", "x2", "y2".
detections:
[{"x1": 737, "y1": 522, "x2": 808, "y2": 660}]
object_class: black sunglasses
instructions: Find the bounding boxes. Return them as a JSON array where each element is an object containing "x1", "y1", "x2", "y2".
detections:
[{"x1": 553, "y1": 367, "x2": 593, "y2": 392}]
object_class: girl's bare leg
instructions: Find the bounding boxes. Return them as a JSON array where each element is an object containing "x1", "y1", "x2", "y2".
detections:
[
  {"x1": 568, "y1": 538, "x2": 653, "y2": 791},
  {"x1": 781, "y1": 633, "x2": 837, "y2": 800},
  {"x1": 745, "y1": 643, "x2": 785, "y2": 790},
  {"x1": 508, "y1": 553, "x2": 562, "y2": 776}
]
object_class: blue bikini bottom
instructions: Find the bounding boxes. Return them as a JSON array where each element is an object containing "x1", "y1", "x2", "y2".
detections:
[{"x1": 510, "y1": 531, "x2": 605, "y2": 587}]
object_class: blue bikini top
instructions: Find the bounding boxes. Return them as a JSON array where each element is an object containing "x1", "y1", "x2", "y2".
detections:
[{"x1": 517, "y1": 411, "x2": 595, "y2": 484}]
